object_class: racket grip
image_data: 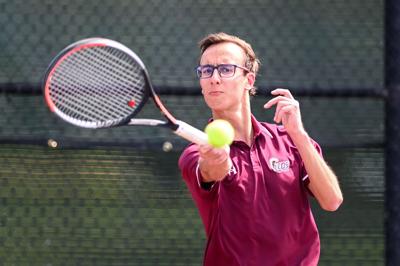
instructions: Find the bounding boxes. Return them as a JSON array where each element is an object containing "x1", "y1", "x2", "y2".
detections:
[{"x1": 174, "y1": 120, "x2": 208, "y2": 145}]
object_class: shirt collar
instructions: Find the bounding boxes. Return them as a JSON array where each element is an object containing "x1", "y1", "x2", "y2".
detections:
[{"x1": 251, "y1": 114, "x2": 273, "y2": 139}]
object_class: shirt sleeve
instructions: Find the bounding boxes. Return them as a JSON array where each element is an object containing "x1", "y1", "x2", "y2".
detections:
[
  {"x1": 178, "y1": 144, "x2": 219, "y2": 235},
  {"x1": 178, "y1": 144, "x2": 219, "y2": 197}
]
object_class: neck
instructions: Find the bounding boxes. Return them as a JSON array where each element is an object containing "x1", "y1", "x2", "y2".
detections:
[{"x1": 212, "y1": 103, "x2": 253, "y2": 146}]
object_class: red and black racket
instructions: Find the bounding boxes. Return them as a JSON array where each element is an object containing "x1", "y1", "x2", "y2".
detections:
[{"x1": 43, "y1": 38, "x2": 207, "y2": 145}]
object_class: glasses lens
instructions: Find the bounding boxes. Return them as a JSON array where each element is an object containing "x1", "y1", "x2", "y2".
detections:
[
  {"x1": 204, "y1": 66, "x2": 215, "y2": 78},
  {"x1": 218, "y1": 65, "x2": 235, "y2": 77},
  {"x1": 196, "y1": 66, "x2": 202, "y2": 78},
  {"x1": 197, "y1": 65, "x2": 214, "y2": 78}
]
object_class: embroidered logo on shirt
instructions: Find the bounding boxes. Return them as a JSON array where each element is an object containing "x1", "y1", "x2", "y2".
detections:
[{"x1": 269, "y1": 157, "x2": 290, "y2": 173}]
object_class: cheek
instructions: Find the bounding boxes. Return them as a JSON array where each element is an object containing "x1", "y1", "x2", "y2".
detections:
[{"x1": 199, "y1": 80, "x2": 208, "y2": 90}]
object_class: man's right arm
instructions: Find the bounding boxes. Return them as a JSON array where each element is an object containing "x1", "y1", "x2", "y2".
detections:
[{"x1": 198, "y1": 144, "x2": 231, "y2": 183}]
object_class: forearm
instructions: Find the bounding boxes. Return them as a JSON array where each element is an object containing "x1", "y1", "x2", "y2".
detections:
[{"x1": 292, "y1": 131, "x2": 343, "y2": 211}]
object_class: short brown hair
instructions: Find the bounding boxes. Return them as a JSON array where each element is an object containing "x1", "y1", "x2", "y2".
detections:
[{"x1": 198, "y1": 32, "x2": 261, "y2": 95}]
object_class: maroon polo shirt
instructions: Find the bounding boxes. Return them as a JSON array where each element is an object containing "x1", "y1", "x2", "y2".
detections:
[{"x1": 178, "y1": 115, "x2": 321, "y2": 266}]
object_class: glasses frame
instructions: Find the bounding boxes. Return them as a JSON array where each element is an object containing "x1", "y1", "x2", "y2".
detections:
[{"x1": 195, "y1": 64, "x2": 250, "y2": 79}]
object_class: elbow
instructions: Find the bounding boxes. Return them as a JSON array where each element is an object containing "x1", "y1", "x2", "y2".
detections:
[{"x1": 321, "y1": 195, "x2": 343, "y2": 212}]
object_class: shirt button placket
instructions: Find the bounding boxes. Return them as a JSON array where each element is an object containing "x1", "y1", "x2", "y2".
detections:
[{"x1": 250, "y1": 145, "x2": 261, "y2": 169}]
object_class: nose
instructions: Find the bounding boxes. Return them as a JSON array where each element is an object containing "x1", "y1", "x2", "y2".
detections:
[{"x1": 209, "y1": 68, "x2": 221, "y2": 83}]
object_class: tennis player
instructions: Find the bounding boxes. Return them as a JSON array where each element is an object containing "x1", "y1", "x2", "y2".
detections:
[{"x1": 179, "y1": 32, "x2": 343, "y2": 266}]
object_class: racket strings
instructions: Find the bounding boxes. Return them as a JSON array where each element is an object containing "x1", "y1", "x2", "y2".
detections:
[
  {"x1": 59, "y1": 47, "x2": 143, "y2": 115},
  {"x1": 82, "y1": 47, "x2": 144, "y2": 94},
  {"x1": 50, "y1": 77, "x2": 123, "y2": 123},
  {"x1": 48, "y1": 45, "x2": 147, "y2": 125},
  {"x1": 53, "y1": 58, "x2": 130, "y2": 121},
  {"x1": 85, "y1": 47, "x2": 146, "y2": 103},
  {"x1": 51, "y1": 54, "x2": 134, "y2": 122}
]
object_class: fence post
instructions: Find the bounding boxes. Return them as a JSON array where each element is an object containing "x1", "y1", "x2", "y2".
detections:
[{"x1": 385, "y1": 0, "x2": 400, "y2": 265}]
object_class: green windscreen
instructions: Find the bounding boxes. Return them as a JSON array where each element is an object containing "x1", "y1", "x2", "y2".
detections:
[{"x1": 0, "y1": 0, "x2": 384, "y2": 265}]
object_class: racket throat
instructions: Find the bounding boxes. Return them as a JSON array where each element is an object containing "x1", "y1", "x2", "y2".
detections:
[{"x1": 174, "y1": 120, "x2": 208, "y2": 145}]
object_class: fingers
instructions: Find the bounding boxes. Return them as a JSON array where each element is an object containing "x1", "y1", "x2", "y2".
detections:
[
  {"x1": 263, "y1": 88, "x2": 299, "y2": 124},
  {"x1": 275, "y1": 104, "x2": 297, "y2": 124},
  {"x1": 199, "y1": 144, "x2": 230, "y2": 165},
  {"x1": 263, "y1": 88, "x2": 294, "y2": 109},
  {"x1": 264, "y1": 96, "x2": 290, "y2": 109},
  {"x1": 198, "y1": 144, "x2": 212, "y2": 154},
  {"x1": 271, "y1": 88, "x2": 294, "y2": 99},
  {"x1": 273, "y1": 99, "x2": 293, "y2": 123}
]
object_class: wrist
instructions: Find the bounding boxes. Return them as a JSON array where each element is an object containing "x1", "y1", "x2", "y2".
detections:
[
  {"x1": 198, "y1": 156, "x2": 231, "y2": 182},
  {"x1": 289, "y1": 129, "x2": 310, "y2": 146}
]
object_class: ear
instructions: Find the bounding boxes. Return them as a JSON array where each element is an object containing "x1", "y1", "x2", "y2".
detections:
[{"x1": 245, "y1": 72, "x2": 256, "y2": 90}]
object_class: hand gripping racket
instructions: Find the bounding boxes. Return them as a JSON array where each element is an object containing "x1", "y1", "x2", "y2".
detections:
[{"x1": 43, "y1": 38, "x2": 208, "y2": 145}]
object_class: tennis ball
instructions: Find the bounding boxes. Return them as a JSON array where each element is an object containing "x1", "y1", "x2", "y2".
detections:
[
  {"x1": 162, "y1": 141, "x2": 173, "y2": 152},
  {"x1": 205, "y1": 120, "x2": 234, "y2": 148}
]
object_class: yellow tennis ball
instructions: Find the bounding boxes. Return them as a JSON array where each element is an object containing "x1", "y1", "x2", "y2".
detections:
[{"x1": 205, "y1": 120, "x2": 234, "y2": 148}]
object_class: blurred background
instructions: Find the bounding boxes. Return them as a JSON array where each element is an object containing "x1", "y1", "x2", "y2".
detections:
[{"x1": 0, "y1": 0, "x2": 386, "y2": 265}]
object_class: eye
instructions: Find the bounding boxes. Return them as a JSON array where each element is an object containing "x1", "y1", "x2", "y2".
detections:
[
  {"x1": 218, "y1": 65, "x2": 234, "y2": 75},
  {"x1": 202, "y1": 66, "x2": 214, "y2": 75}
]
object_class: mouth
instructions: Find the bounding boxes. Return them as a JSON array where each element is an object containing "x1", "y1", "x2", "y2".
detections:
[{"x1": 208, "y1": 91, "x2": 224, "y2": 96}]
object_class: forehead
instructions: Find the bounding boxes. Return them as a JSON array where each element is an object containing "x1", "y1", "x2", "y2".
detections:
[{"x1": 200, "y1": 42, "x2": 246, "y2": 64}]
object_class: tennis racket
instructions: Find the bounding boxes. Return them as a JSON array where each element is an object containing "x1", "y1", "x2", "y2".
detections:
[{"x1": 43, "y1": 38, "x2": 208, "y2": 145}]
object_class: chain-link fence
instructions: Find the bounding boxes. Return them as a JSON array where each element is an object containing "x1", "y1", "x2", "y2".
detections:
[{"x1": 0, "y1": 0, "x2": 386, "y2": 265}]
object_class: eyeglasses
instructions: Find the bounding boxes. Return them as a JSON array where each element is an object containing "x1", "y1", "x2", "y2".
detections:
[{"x1": 195, "y1": 64, "x2": 249, "y2": 79}]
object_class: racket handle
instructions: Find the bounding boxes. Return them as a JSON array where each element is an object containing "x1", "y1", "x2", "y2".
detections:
[{"x1": 174, "y1": 120, "x2": 208, "y2": 145}]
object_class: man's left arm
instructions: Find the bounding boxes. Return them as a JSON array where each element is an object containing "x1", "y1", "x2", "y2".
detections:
[
  {"x1": 264, "y1": 88, "x2": 343, "y2": 211},
  {"x1": 291, "y1": 131, "x2": 343, "y2": 211}
]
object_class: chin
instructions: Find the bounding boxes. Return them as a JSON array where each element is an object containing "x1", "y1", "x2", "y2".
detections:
[{"x1": 205, "y1": 100, "x2": 225, "y2": 111}]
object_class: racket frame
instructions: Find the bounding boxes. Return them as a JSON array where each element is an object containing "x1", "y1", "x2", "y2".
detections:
[
  {"x1": 43, "y1": 38, "x2": 151, "y2": 128},
  {"x1": 43, "y1": 38, "x2": 208, "y2": 145}
]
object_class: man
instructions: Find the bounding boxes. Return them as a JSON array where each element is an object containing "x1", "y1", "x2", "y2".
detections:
[{"x1": 178, "y1": 32, "x2": 343, "y2": 266}]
